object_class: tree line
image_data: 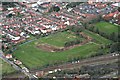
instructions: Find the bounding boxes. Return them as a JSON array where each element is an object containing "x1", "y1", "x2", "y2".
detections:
[
  {"x1": 64, "y1": 39, "x2": 82, "y2": 47},
  {"x1": 85, "y1": 25, "x2": 119, "y2": 42},
  {"x1": 64, "y1": 26, "x2": 84, "y2": 47}
]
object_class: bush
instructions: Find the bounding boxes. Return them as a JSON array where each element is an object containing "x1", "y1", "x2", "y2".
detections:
[{"x1": 64, "y1": 40, "x2": 81, "y2": 47}]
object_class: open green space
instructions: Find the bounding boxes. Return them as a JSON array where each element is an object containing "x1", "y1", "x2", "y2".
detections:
[
  {"x1": 40, "y1": 31, "x2": 85, "y2": 47},
  {"x1": 13, "y1": 38, "x2": 99, "y2": 69},
  {"x1": 83, "y1": 30, "x2": 112, "y2": 45},
  {"x1": 0, "y1": 59, "x2": 15, "y2": 75},
  {"x1": 95, "y1": 22, "x2": 118, "y2": 35},
  {"x1": 13, "y1": 31, "x2": 112, "y2": 70}
]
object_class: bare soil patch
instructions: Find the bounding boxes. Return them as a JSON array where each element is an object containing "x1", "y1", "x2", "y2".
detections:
[
  {"x1": 36, "y1": 43, "x2": 64, "y2": 52},
  {"x1": 36, "y1": 32, "x2": 93, "y2": 52}
]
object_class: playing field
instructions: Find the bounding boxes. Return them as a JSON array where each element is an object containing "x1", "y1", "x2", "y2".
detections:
[
  {"x1": 13, "y1": 31, "x2": 112, "y2": 70},
  {"x1": 40, "y1": 31, "x2": 85, "y2": 47},
  {"x1": 83, "y1": 30, "x2": 112, "y2": 45},
  {"x1": 0, "y1": 59, "x2": 15, "y2": 75},
  {"x1": 14, "y1": 42, "x2": 99, "y2": 69},
  {"x1": 95, "y1": 22, "x2": 118, "y2": 35}
]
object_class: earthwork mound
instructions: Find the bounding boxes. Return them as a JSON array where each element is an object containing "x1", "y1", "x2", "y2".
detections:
[{"x1": 36, "y1": 43, "x2": 64, "y2": 52}]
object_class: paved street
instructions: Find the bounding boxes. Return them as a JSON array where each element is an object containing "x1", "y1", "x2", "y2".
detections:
[
  {"x1": 1, "y1": 1, "x2": 119, "y2": 79},
  {"x1": 32, "y1": 53, "x2": 118, "y2": 77},
  {"x1": 0, "y1": 50, "x2": 38, "y2": 80}
]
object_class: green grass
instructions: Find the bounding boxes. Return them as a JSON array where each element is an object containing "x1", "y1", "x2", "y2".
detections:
[
  {"x1": 40, "y1": 31, "x2": 85, "y2": 47},
  {"x1": 14, "y1": 41, "x2": 100, "y2": 69},
  {"x1": 13, "y1": 31, "x2": 112, "y2": 69},
  {"x1": 0, "y1": 59, "x2": 15, "y2": 75},
  {"x1": 95, "y1": 22, "x2": 119, "y2": 35},
  {"x1": 83, "y1": 30, "x2": 112, "y2": 45}
]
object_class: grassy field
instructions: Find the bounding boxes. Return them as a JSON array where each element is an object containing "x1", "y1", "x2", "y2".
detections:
[
  {"x1": 14, "y1": 42, "x2": 99, "y2": 69},
  {"x1": 13, "y1": 31, "x2": 112, "y2": 69},
  {"x1": 83, "y1": 30, "x2": 112, "y2": 45},
  {"x1": 40, "y1": 31, "x2": 85, "y2": 47},
  {"x1": 0, "y1": 59, "x2": 15, "y2": 75},
  {"x1": 95, "y1": 22, "x2": 118, "y2": 35}
]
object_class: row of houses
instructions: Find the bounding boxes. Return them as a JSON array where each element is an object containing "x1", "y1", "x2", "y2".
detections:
[
  {"x1": 69, "y1": 2, "x2": 119, "y2": 24},
  {"x1": 1, "y1": 3, "x2": 68, "y2": 50},
  {"x1": 2, "y1": 2, "x2": 119, "y2": 54}
]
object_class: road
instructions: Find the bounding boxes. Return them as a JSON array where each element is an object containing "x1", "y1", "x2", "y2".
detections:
[
  {"x1": 100, "y1": 71, "x2": 118, "y2": 78},
  {"x1": 32, "y1": 53, "x2": 118, "y2": 77},
  {"x1": 1, "y1": 49, "x2": 119, "y2": 79},
  {"x1": 1, "y1": 3, "x2": 119, "y2": 79},
  {"x1": 0, "y1": 50, "x2": 38, "y2": 80}
]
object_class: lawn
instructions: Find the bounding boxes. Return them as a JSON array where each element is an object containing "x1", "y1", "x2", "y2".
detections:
[
  {"x1": 13, "y1": 30, "x2": 112, "y2": 70},
  {"x1": 0, "y1": 59, "x2": 15, "y2": 75},
  {"x1": 13, "y1": 41, "x2": 100, "y2": 69},
  {"x1": 40, "y1": 31, "x2": 85, "y2": 47},
  {"x1": 83, "y1": 30, "x2": 112, "y2": 45},
  {"x1": 95, "y1": 22, "x2": 118, "y2": 35}
]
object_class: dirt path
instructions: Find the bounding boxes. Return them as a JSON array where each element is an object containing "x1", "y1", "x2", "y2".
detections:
[
  {"x1": 36, "y1": 43, "x2": 64, "y2": 52},
  {"x1": 36, "y1": 32, "x2": 93, "y2": 52},
  {"x1": 31, "y1": 54, "x2": 118, "y2": 77}
]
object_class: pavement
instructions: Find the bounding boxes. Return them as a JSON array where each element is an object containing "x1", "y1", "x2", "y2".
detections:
[
  {"x1": 32, "y1": 53, "x2": 119, "y2": 77},
  {"x1": 0, "y1": 50, "x2": 38, "y2": 80},
  {"x1": 1, "y1": 50, "x2": 119, "y2": 79},
  {"x1": 100, "y1": 71, "x2": 118, "y2": 78}
]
